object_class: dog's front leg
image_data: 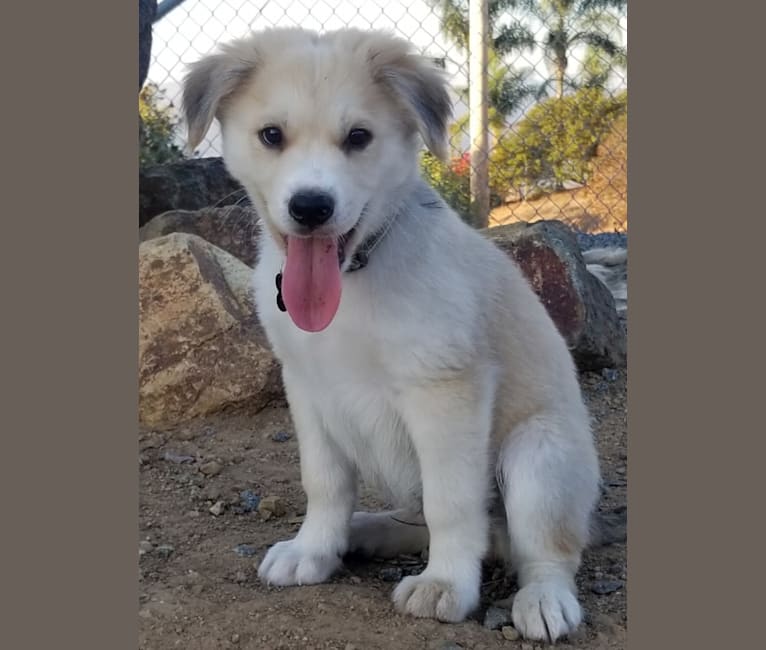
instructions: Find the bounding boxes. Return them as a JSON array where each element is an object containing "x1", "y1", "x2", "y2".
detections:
[
  {"x1": 392, "y1": 374, "x2": 493, "y2": 622},
  {"x1": 258, "y1": 388, "x2": 356, "y2": 586}
]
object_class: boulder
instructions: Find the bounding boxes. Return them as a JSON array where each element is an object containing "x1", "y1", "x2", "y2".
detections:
[
  {"x1": 139, "y1": 157, "x2": 246, "y2": 226},
  {"x1": 485, "y1": 221, "x2": 626, "y2": 370},
  {"x1": 140, "y1": 205, "x2": 261, "y2": 267},
  {"x1": 139, "y1": 233, "x2": 281, "y2": 428}
]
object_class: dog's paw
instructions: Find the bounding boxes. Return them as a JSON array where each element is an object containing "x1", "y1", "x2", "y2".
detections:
[
  {"x1": 257, "y1": 539, "x2": 342, "y2": 586},
  {"x1": 511, "y1": 581, "x2": 582, "y2": 642},
  {"x1": 392, "y1": 572, "x2": 478, "y2": 623}
]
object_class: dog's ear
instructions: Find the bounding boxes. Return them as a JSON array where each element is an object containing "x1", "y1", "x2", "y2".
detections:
[
  {"x1": 368, "y1": 36, "x2": 452, "y2": 160},
  {"x1": 182, "y1": 41, "x2": 258, "y2": 153}
]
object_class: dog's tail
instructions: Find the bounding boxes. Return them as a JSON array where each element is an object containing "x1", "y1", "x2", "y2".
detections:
[{"x1": 584, "y1": 247, "x2": 627, "y2": 317}]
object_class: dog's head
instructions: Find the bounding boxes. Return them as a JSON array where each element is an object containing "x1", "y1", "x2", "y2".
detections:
[
  {"x1": 183, "y1": 27, "x2": 451, "y2": 244},
  {"x1": 183, "y1": 28, "x2": 451, "y2": 331}
]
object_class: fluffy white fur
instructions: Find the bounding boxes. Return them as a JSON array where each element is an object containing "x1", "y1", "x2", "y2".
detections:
[{"x1": 183, "y1": 27, "x2": 601, "y2": 643}]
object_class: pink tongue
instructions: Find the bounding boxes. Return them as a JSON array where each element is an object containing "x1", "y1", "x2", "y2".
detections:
[{"x1": 282, "y1": 236, "x2": 342, "y2": 332}]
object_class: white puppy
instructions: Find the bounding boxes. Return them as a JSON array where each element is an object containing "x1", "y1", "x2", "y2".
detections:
[{"x1": 183, "y1": 28, "x2": 601, "y2": 642}]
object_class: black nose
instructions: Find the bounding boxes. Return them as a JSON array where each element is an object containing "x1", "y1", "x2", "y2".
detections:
[{"x1": 288, "y1": 191, "x2": 335, "y2": 229}]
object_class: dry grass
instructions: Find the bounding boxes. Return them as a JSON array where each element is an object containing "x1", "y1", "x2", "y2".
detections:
[{"x1": 489, "y1": 114, "x2": 627, "y2": 233}]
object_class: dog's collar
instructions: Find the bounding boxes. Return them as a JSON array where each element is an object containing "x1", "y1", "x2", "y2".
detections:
[
  {"x1": 344, "y1": 227, "x2": 387, "y2": 273},
  {"x1": 274, "y1": 226, "x2": 390, "y2": 312}
]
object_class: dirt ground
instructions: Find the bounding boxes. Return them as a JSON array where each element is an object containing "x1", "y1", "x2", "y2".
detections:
[{"x1": 139, "y1": 369, "x2": 627, "y2": 650}]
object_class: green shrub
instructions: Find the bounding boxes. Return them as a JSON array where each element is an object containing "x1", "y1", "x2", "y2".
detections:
[
  {"x1": 139, "y1": 83, "x2": 185, "y2": 167},
  {"x1": 420, "y1": 151, "x2": 505, "y2": 224},
  {"x1": 492, "y1": 88, "x2": 627, "y2": 194}
]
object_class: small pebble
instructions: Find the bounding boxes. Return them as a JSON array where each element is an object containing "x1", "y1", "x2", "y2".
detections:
[
  {"x1": 234, "y1": 570, "x2": 247, "y2": 584},
  {"x1": 155, "y1": 544, "x2": 174, "y2": 559},
  {"x1": 199, "y1": 461, "x2": 223, "y2": 476},
  {"x1": 501, "y1": 626, "x2": 520, "y2": 641},
  {"x1": 271, "y1": 430, "x2": 291, "y2": 443},
  {"x1": 231, "y1": 633, "x2": 240, "y2": 644},
  {"x1": 202, "y1": 485, "x2": 222, "y2": 501},
  {"x1": 239, "y1": 490, "x2": 261, "y2": 513},
  {"x1": 379, "y1": 566, "x2": 403, "y2": 582},
  {"x1": 138, "y1": 541, "x2": 154, "y2": 555},
  {"x1": 349, "y1": 576, "x2": 362, "y2": 585},
  {"x1": 591, "y1": 579, "x2": 624, "y2": 595},
  {"x1": 601, "y1": 368, "x2": 618, "y2": 382},
  {"x1": 209, "y1": 500, "x2": 225, "y2": 516},
  {"x1": 483, "y1": 606, "x2": 513, "y2": 630},
  {"x1": 234, "y1": 544, "x2": 257, "y2": 558},
  {"x1": 258, "y1": 495, "x2": 287, "y2": 520},
  {"x1": 163, "y1": 451, "x2": 195, "y2": 464}
]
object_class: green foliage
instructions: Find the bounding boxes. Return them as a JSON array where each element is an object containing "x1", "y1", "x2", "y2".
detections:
[
  {"x1": 420, "y1": 151, "x2": 505, "y2": 223},
  {"x1": 491, "y1": 88, "x2": 626, "y2": 192},
  {"x1": 420, "y1": 151, "x2": 473, "y2": 221},
  {"x1": 139, "y1": 83, "x2": 185, "y2": 167}
]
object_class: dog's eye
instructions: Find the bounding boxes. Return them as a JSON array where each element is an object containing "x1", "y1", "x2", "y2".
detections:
[
  {"x1": 259, "y1": 126, "x2": 283, "y2": 148},
  {"x1": 344, "y1": 128, "x2": 373, "y2": 151}
]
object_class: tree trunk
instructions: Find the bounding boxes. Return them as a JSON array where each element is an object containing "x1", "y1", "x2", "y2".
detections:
[{"x1": 469, "y1": 0, "x2": 490, "y2": 228}]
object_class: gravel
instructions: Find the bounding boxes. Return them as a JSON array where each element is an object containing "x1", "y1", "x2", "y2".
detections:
[
  {"x1": 378, "y1": 567, "x2": 403, "y2": 582},
  {"x1": 239, "y1": 490, "x2": 261, "y2": 513},
  {"x1": 483, "y1": 606, "x2": 513, "y2": 630},
  {"x1": 155, "y1": 544, "x2": 175, "y2": 559},
  {"x1": 590, "y1": 579, "x2": 625, "y2": 595},
  {"x1": 575, "y1": 231, "x2": 627, "y2": 251},
  {"x1": 271, "y1": 430, "x2": 292, "y2": 442},
  {"x1": 233, "y1": 544, "x2": 257, "y2": 558}
]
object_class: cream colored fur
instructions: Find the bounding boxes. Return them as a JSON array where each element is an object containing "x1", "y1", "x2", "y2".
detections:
[{"x1": 183, "y1": 27, "x2": 601, "y2": 643}]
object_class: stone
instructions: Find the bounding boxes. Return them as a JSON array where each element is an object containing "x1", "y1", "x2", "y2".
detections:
[
  {"x1": 378, "y1": 567, "x2": 403, "y2": 582},
  {"x1": 209, "y1": 501, "x2": 225, "y2": 516},
  {"x1": 155, "y1": 544, "x2": 174, "y2": 559},
  {"x1": 590, "y1": 579, "x2": 624, "y2": 595},
  {"x1": 239, "y1": 490, "x2": 261, "y2": 513},
  {"x1": 138, "y1": 540, "x2": 154, "y2": 556},
  {"x1": 258, "y1": 495, "x2": 287, "y2": 520},
  {"x1": 139, "y1": 157, "x2": 245, "y2": 226},
  {"x1": 233, "y1": 544, "x2": 257, "y2": 558},
  {"x1": 140, "y1": 206, "x2": 260, "y2": 267},
  {"x1": 483, "y1": 606, "x2": 513, "y2": 630},
  {"x1": 139, "y1": 233, "x2": 282, "y2": 428},
  {"x1": 485, "y1": 221, "x2": 626, "y2": 370},
  {"x1": 199, "y1": 461, "x2": 223, "y2": 477},
  {"x1": 501, "y1": 626, "x2": 520, "y2": 641},
  {"x1": 270, "y1": 430, "x2": 291, "y2": 443}
]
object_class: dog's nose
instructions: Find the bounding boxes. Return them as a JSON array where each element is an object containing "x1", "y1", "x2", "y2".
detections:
[{"x1": 288, "y1": 191, "x2": 335, "y2": 229}]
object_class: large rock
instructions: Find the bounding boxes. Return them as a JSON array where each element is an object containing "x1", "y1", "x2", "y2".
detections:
[
  {"x1": 485, "y1": 221, "x2": 626, "y2": 370},
  {"x1": 139, "y1": 157, "x2": 246, "y2": 227},
  {"x1": 139, "y1": 233, "x2": 281, "y2": 428},
  {"x1": 139, "y1": 205, "x2": 261, "y2": 268}
]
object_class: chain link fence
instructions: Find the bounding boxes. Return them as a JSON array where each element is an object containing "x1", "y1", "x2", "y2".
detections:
[{"x1": 145, "y1": 0, "x2": 627, "y2": 232}]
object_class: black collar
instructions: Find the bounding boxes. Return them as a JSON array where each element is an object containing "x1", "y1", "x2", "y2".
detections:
[{"x1": 345, "y1": 227, "x2": 387, "y2": 273}]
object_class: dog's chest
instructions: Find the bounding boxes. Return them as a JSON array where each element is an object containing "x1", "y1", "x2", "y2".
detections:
[{"x1": 269, "y1": 320, "x2": 422, "y2": 506}]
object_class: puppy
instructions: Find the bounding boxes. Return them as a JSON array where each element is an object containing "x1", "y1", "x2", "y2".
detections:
[{"x1": 183, "y1": 28, "x2": 601, "y2": 642}]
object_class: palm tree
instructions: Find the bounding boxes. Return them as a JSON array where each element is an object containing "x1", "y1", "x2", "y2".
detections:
[
  {"x1": 451, "y1": 50, "x2": 537, "y2": 147},
  {"x1": 433, "y1": 0, "x2": 627, "y2": 100}
]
